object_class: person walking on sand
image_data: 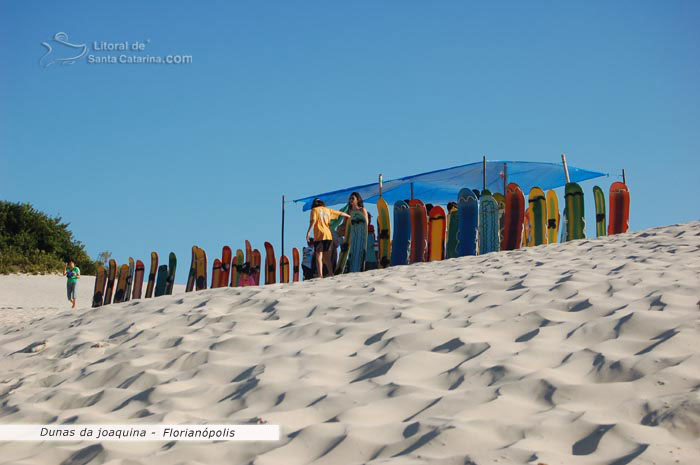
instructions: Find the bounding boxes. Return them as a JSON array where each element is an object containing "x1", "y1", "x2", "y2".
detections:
[
  {"x1": 306, "y1": 199, "x2": 350, "y2": 279},
  {"x1": 64, "y1": 260, "x2": 80, "y2": 308}
]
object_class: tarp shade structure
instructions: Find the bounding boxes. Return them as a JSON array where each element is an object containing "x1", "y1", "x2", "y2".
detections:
[{"x1": 294, "y1": 160, "x2": 607, "y2": 211}]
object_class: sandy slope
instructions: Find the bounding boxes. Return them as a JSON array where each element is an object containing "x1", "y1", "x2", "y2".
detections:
[{"x1": 1, "y1": 223, "x2": 699, "y2": 465}]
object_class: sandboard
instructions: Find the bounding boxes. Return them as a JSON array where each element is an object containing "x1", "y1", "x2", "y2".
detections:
[
  {"x1": 376, "y1": 198, "x2": 391, "y2": 268},
  {"x1": 408, "y1": 200, "x2": 428, "y2": 263},
  {"x1": 428, "y1": 206, "x2": 446, "y2": 261},
  {"x1": 593, "y1": 185, "x2": 607, "y2": 237},
  {"x1": 501, "y1": 183, "x2": 525, "y2": 251},
  {"x1": 145, "y1": 252, "x2": 158, "y2": 298},
  {"x1": 479, "y1": 190, "x2": 500, "y2": 254},
  {"x1": 124, "y1": 257, "x2": 135, "y2": 302},
  {"x1": 546, "y1": 190, "x2": 560, "y2": 244},
  {"x1": 608, "y1": 182, "x2": 630, "y2": 235},
  {"x1": 105, "y1": 258, "x2": 117, "y2": 304},
  {"x1": 528, "y1": 187, "x2": 548, "y2": 246},
  {"x1": 233, "y1": 249, "x2": 244, "y2": 287},
  {"x1": 113, "y1": 263, "x2": 130, "y2": 303},
  {"x1": 165, "y1": 252, "x2": 176, "y2": 295},
  {"x1": 220, "y1": 246, "x2": 233, "y2": 288},
  {"x1": 132, "y1": 259, "x2": 145, "y2": 299},
  {"x1": 92, "y1": 263, "x2": 107, "y2": 307},
  {"x1": 564, "y1": 183, "x2": 585, "y2": 241},
  {"x1": 280, "y1": 256, "x2": 290, "y2": 283},
  {"x1": 264, "y1": 242, "x2": 276, "y2": 284},
  {"x1": 522, "y1": 208, "x2": 530, "y2": 247},
  {"x1": 445, "y1": 207, "x2": 459, "y2": 259},
  {"x1": 347, "y1": 210, "x2": 368, "y2": 272},
  {"x1": 456, "y1": 188, "x2": 478, "y2": 257},
  {"x1": 185, "y1": 246, "x2": 197, "y2": 292},
  {"x1": 154, "y1": 264, "x2": 168, "y2": 297},
  {"x1": 211, "y1": 258, "x2": 222, "y2": 288},
  {"x1": 292, "y1": 247, "x2": 300, "y2": 282},
  {"x1": 390, "y1": 200, "x2": 410, "y2": 266},
  {"x1": 195, "y1": 247, "x2": 208, "y2": 290},
  {"x1": 252, "y1": 249, "x2": 261, "y2": 285}
]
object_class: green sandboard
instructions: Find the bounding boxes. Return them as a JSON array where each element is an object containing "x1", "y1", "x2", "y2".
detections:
[
  {"x1": 564, "y1": 183, "x2": 585, "y2": 241},
  {"x1": 593, "y1": 185, "x2": 606, "y2": 237},
  {"x1": 445, "y1": 207, "x2": 459, "y2": 259},
  {"x1": 165, "y1": 252, "x2": 176, "y2": 295}
]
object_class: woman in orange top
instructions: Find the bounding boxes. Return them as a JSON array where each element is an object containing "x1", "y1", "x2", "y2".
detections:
[{"x1": 306, "y1": 198, "x2": 350, "y2": 278}]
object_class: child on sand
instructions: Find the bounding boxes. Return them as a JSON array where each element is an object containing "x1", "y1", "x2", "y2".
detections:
[{"x1": 63, "y1": 260, "x2": 80, "y2": 308}]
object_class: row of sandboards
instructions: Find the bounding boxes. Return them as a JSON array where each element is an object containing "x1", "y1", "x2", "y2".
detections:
[
  {"x1": 92, "y1": 242, "x2": 303, "y2": 307},
  {"x1": 369, "y1": 181, "x2": 631, "y2": 267},
  {"x1": 92, "y1": 252, "x2": 176, "y2": 307}
]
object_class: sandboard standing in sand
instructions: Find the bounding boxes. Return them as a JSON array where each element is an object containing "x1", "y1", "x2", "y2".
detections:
[
  {"x1": 608, "y1": 182, "x2": 630, "y2": 235},
  {"x1": 195, "y1": 247, "x2": 208, "y2": 290},
  {"x1": 428, "y1": 206, "x2": 446, "y2": 261},
  {"x1": 564, "y1": 183, "x2": 585, "y2": 241},
  {"x1": 528, "y1": 187, "x2": 548, "y2": 246},
  {"x1": 456, "y1": 188, "x2": 478, "y2": 257},
  {"x1": 186, "y1": 246, "x2": 197, "y2": 292},
  {"x1": 546, "y1": 190, "x2": 560, "y2": 244},
  {"x1": 445, "y1": 205, "x2": 459, "y2": 259},
  {"x1": 105, "y1": 258, "x2": 118, "y2": 304},
  {"x1": 593, "y1": 185, "x2": 607, "y2": 237},
  {"x1": 376, "y1": 198, "x2": 391, "y2": 268},
  {"x1": 132, "y1": 259, "x2": 145, "y2": 299},
  {"x1": 408, "y1": 200, "x2": 428, "y2": 263},
  {"x1": 92, "y1": 263, "x2": 107, "y2": 308},
  {"x1": 113, "y1": 264, "x2": 130, "y2": 303},
  {"x1": 390, "y1": 200, "x2": 410, "y2": 266},
  {"x1": 145, "y1": 252, "x2": 158, "y2": 298},
  {"x1": 264, "y1": 242, "x2": 276, "y2": 285},
  {"x1": 479, "y1": 190, "x2": 500, "y2": 254},
  {"x1": 124, "y1": 257, "x2": 135, "y2": 302},
  {"x1": 501, "y1": 183, "x2": 525, "y2": 251}
]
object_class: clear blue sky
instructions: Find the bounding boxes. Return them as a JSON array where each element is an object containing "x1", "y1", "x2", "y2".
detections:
[{"x1": 1, "y1": 1, "x2": 698, "y2": 280}]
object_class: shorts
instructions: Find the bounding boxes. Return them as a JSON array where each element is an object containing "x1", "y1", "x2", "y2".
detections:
[
  {"x1": 314, "y1": 240, "x2": 332, "y2": 253},
  {"x1": 67, "y1": 281, "x2": 77, "y2": 300}
]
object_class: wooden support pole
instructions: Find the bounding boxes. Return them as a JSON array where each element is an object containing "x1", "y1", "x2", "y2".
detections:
[
  {"x1": 622, "y1": 169, "x2": 626, "y2": 185},
  {"x1": 561, "y1": 154, "x2": 571, "y2": 183},
  {"x1": 281, "y1": 195, "x2": 285, "y2": 259},
  {"x1": 379, "y1": 174, "x2": 383, "y2": 198}
]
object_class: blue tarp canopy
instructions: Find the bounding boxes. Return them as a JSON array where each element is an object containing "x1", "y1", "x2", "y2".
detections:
[{"x1": 294, "y1": 160, "x2": 607, "y2": 211}]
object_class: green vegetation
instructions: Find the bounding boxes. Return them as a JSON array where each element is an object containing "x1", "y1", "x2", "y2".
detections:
[{"x1": 0, "y1": 201, "x2": 97, "y2": 275}]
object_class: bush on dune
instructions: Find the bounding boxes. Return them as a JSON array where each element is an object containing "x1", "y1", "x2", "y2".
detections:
[{"x1": 0, "y1": 201, "x2": 97, "y2": 275}]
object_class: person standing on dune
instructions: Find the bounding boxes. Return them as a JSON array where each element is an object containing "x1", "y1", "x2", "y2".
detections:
[
  {"x1": 64, "y1": 260, "x2": 80, "y2": 308},
  {"x1": 306, "y1": 199, "x2": 350, "y2": 279}
]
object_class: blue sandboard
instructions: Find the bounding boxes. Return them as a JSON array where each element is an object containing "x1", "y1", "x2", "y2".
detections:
[
  {"x1": 456, "y1": 188, "x2": 478, "y2": 257},
  {"x1": 390, "y1": 200, "x2": 410, "y2": 266},
  {"x1": 479, "y1": 190, "x2": 500, "y2": 254}
]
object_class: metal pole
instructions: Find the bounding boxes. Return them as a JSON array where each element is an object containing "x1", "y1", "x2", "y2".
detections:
[
  {"x1": 379, "y1": 174, "x2": 383, "y2": 198},
  {"x1": 410, "y1": 182, "x2": 414, "y2": 200},
  {"x1": 482, "y1": 155, "x2": 486, "y2": 191},
  {"x1": 561, "y1": 154, "x2": 571, "y2": 183},
  {"x1": 281, "y1": 195, "x2": 285, "y2": 259},
  {"x1": 622, "y1": 169, "x2": 626, "y2": 184}
]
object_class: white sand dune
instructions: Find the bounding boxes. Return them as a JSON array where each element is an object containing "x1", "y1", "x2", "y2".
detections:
[{"x1": 1, "y1": 222, "x2": 699, "y2": 465}]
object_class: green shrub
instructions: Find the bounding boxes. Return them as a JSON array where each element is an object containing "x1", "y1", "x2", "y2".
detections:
[{"x1": 0, "y1": 201, "x2": 97, "y2": 275}]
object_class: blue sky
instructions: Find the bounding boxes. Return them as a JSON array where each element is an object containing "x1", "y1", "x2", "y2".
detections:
[{"x1": 1, "y1": 1, "x2": 698, "y2": 281}]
